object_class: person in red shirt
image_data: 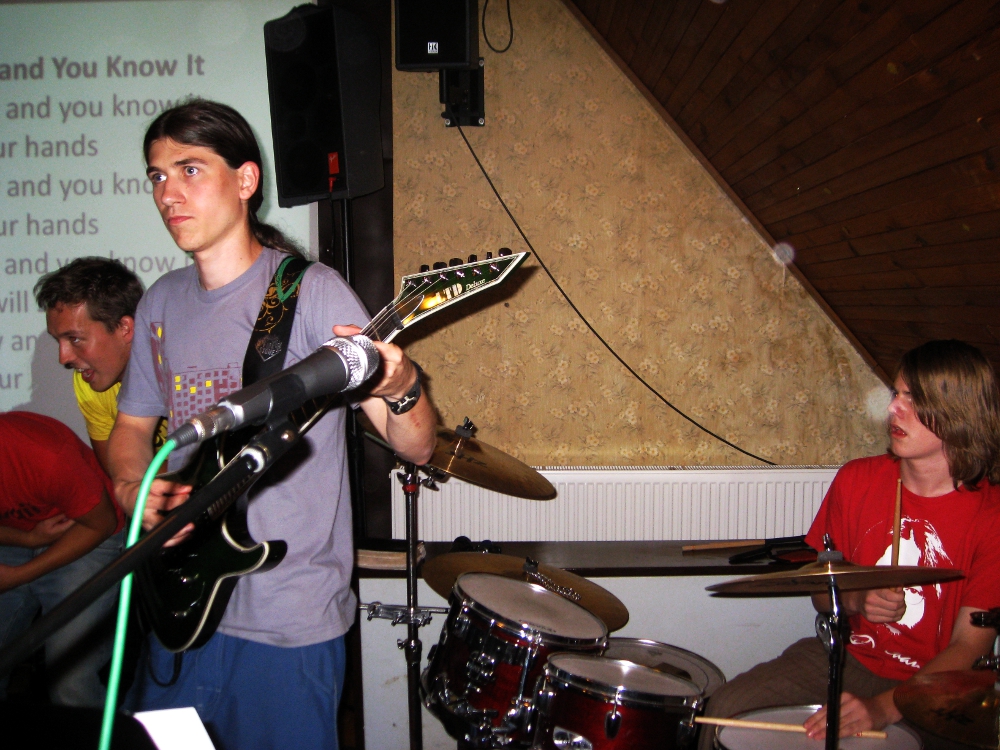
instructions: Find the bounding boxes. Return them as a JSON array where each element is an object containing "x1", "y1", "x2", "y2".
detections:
[
  {"x1": 699, "y1": 340, "x2": 1000, "y2": 749},
  {"x1": 0, "y1": 411, "x2": 122, "y2": 706}
]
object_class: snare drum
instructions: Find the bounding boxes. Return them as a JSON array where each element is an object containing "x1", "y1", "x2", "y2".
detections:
[
  {"x1": 422, "y1": 572, "x2": 608, "y2": 746},
  {"x1": 532, "y1": 653, "x2": 706, "y2": 749},
  {"x1": 603, "y1": 638, "x2": 726, "y2": 698},
  {"x1": 715, "y1": 706, "x2": 922, "y2": 750}
]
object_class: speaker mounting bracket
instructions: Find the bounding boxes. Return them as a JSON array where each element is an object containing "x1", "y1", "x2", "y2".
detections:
[{"x1": 440, "y1": 59, "x2": 485, "y2": 127}]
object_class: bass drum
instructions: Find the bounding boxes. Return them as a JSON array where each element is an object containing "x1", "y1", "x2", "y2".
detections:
[
  {"x1": 715, "y1": 706, "x2": 922, "y2": 750},
  {"x1": 532, "y1": 653, "x2": 706, "y2": 749},
  {"x1": 602, "y1": 638, "x2": 725, "y2": 699},
  {"x1": 422, "y1": 572, "x2": 608, "y2": 747}
]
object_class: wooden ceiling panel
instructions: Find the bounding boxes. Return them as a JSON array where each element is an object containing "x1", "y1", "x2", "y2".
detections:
[{"x1": 568, "y1": 0, "x2": 1000, "y2": 375}]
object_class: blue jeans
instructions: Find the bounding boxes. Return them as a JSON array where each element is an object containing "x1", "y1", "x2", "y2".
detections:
[
  {"x1": 0, "y1": 530, "x2": 124, "y2": 707},
  {"x1": 128, "y1": 631, "x2": 346, "y2": 750}
]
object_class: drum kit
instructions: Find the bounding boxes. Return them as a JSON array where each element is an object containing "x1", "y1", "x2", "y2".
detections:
[{"x1": 361, "y1": 418, "x2": 1000, "y2": 750}]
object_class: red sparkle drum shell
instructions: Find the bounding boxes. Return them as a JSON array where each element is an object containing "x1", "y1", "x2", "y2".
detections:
[
  {"x1": 532, "y1": 653, "x2": 706, "y2": 750},
  {"x1": 422, "y1": 573, "x2": 608, "y2": 744},
  {"x1": 715, "y1": 706, "x2": 922, "y2": 750}
]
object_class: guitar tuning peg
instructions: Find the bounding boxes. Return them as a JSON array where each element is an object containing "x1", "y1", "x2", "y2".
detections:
[
  {"x1": 449, "y1": 257, "x2": 463, "y2": 267},
  {"x1": 433, "y1": 261, "x2": 447, "y2": 270},
  {"x1": 498, "y1": 247, "x2": 512, "y2": 257},
  {"x1": 420, "y1": 264, "x2": 430, "y2": 273},
  {"x1": 467, "y1": 254, "x2": 478, "y2": 263},
  {"x1": 486, "y1": 252, "x2": 493, "y2": 259}
]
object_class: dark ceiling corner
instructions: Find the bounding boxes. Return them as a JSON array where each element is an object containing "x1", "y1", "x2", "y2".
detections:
[{"x1": 563, "y1": 0, "x2": 1000, "y2": 382}]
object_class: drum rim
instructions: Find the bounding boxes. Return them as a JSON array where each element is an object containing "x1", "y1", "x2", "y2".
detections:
[
  {"x1": 718, "y1": 705, "x2": 923, "y2": 748},
  {"x1": 453, "y1": 574, "x2": 609, "y2": 646},
  {"x1": 544, "y1": 654, "x2": 702, "y2": 707},
  {"x1": 603, "y1": 637, "x2": 727, "y2": 694}
]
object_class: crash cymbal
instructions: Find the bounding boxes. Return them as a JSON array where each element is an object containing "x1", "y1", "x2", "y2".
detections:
[
  {"x1": 357, "y1": 412, "x2": 555, "y2": 500},
  {"x1": 895, "y1": 669, "x2": 1000, "y2": 749},
  {"x1": 426, "y1": 424, "x2": 556, "y2": 500},
  {"x1": 422, "y1": 552, "x2": 629, "y2": 632},
  {"x1": 706, "y1": 560, "x2": 963, "y2": 595}
]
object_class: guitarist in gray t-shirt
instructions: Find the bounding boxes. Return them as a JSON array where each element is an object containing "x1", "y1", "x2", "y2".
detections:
[{"x1": 107, "y1": 100, "x2": 436, "y2": 750}]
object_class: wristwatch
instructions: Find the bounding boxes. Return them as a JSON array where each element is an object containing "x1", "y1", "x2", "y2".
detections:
[{"x1": 383, "y1": 363, "x2": 423, "y2": 415}]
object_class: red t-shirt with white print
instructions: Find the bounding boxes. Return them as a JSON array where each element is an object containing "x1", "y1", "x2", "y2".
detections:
[{"x1": 806, "y1": 454, "x2": 1000, "y2": 681}]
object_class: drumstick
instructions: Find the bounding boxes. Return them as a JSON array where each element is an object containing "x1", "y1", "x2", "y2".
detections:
[
  {"x1": 682, "y1": 540, "x2": 763, "y2": 552},
  {"x1": 694, "y1": 716, "x2": 888, "y2": 739},
  {"x1": 891, "y1": 477, "x2": 902, "y2": 566}
]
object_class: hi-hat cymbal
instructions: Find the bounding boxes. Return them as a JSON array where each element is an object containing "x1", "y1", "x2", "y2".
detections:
[
  {"x1": 422, "y1": 552, "x2": 629, "y2": 632},
  {"x1": 706, "y1": 560, "x2": 963, "y2": 595},
  {"x1": 358, "y1": 412, "x2": 555, "y2": 500},
  {"x1": 895, "y1": 669, "x2": 1000, "y2": 749}
]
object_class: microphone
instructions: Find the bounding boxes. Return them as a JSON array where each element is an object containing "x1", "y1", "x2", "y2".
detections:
[{"x1": 168, "y1": 335, "x2": 380, "y2": 449}]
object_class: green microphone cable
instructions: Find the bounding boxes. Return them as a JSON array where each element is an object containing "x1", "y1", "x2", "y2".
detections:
[{"x1": 98, "y1": 438, "x2": 176, "y2": 750}]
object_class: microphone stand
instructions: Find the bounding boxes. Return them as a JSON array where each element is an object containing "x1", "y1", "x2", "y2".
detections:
[{"x1": 0, "y1": 419, "x2": 301, "y2": 680}]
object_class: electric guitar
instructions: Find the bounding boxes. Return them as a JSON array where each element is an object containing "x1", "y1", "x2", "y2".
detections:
[{"x1": 135, "y1": 250, "x2": 529, "y2": 652}]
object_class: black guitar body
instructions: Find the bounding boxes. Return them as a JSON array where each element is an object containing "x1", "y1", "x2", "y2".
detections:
[{"x1": 135, "y1": 428, "x2": 288, "y2": 653}]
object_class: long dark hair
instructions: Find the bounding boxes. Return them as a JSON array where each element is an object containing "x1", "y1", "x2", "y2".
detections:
[
  {"x1": 895, "y1": 340, "x2": 1000, "y2": 488},
  {"x1": 143, "y1": 98, "x2": 303, "y2": 257}
]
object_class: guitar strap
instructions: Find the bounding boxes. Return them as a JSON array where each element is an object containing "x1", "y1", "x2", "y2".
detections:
[
  {"x1": 145, "y1": 255, "x2": 312, "y2": 680},
  {"x1": 242, "y1": 254, "x2": 313, "y2": 386}
]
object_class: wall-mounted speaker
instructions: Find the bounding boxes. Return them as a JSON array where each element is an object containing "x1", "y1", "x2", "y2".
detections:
[
  {"x1": 395, "y1": 0, "x2": 479, "y2": 71},
  {"x1": 264, "y1": 4, "x2": 384, "y2": 207}
]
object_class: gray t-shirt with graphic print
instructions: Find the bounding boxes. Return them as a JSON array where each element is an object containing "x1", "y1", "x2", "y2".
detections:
[{"x1": 119, "y1": 248, "x2": 369, "y2": 647}]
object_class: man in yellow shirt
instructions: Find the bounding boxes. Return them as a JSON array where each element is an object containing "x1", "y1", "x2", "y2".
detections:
[{"x1": 34, "y1": 258, "x2": 144, "y2": 472}]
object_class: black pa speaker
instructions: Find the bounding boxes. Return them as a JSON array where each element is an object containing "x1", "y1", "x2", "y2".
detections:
[
  {"x1": 264, "y1": 4, "x2": 384, "y2": 207},
  {"x1": 395, "y1": 0, "x2": 479, "y2": 71}
]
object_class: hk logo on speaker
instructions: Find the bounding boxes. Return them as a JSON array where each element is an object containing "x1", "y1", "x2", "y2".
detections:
[{"x1": 428, "y1": 42, "x2": 439, "y2": 54}]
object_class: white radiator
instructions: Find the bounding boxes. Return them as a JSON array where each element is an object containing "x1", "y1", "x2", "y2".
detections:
[{"x1": 391, "y1": 466, "x2": 840, "y2": 542}]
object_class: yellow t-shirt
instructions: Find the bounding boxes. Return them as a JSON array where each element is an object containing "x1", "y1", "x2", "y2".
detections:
[
  {"x1": 73, "y1": 370, "x2": 119, "y2": 441},
  {"x1": 72, "y1": 371, "x2": 168, "y2": 448}
]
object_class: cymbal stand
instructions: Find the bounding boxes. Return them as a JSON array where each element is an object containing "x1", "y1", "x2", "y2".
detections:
[
  {"x1": 400, "y1": 463, "x2": 425, "y2": 750},
  {"x1": 815, "y1": 541, "x2": 847, "y2": 750},
  {"x1": 357, "y1": 462, "x2": 449, "y2": 750}
]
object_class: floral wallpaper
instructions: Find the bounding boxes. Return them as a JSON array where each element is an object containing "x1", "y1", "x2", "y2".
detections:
[{"x1": 392, "y1": 0, "x2": 886, "y2": 467}]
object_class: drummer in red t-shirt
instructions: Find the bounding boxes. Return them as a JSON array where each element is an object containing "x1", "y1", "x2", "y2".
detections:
[
  {"x1": 699, "y1": 340, "x2": 1000, "y2": 749},
  {"x1": 0, "y1": 411, "x2": 123, "y2": 706}
]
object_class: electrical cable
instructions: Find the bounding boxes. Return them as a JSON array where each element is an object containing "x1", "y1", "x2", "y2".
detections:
[
  {"x1": 455, "y1": 125, "x2": 775, "y2": 465},
  {"x1": 482, "y1": 0, "x2": 514, "y2": 54},
  {"x1": 99, "y1": 438, "x2": 177, "y2": 750}
]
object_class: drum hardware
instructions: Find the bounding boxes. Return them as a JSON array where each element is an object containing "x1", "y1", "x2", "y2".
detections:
[
  {"x1": 356, "y1": 413, "x2": 561, "y2": 750},
  {"x1": 423, "y1": 573, "x2": 608, "y2": 747},
  {"x1": 525, "y1": 558, "x2": 582, "y2": 602},
  {"x1": 358, "y1": 601, "x2": 449, "y2": 627},
  {"x1": 892, "y1": 607, "x2": 1000, "y2": 749},
  {"x1": 601, "y1": 638, "x2": 726, "y2": 698},
  {"x1": 709, "y1": 534, "x2": 962, "y2": 750},
  {"x1": 553, "y1": 727, "x2": 595, "y2": 749},
  {"x1": 532, "y1": 653, "x2": 707, "y2": 750},
  {"x1": 604, "y1": 690, "x2": 623, "y2": 738},
  {"x1": 423, "y1": 553, "x2": 629, "y2": 632}
]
